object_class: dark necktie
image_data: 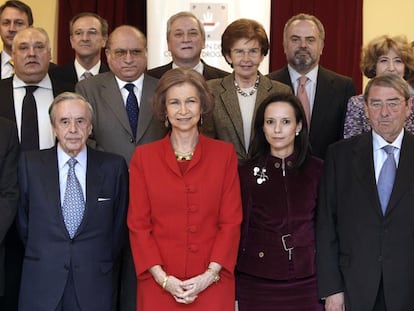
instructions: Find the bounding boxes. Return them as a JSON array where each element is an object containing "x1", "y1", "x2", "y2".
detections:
[
  {"x1": 124, "y1": 83, "x2": 139, "y2": 139},
  {"x1": 62, "y1": 158, "x2": 85, "y2": 238},
  {"x1": 377, "y1": 145, "x2": 397, "y2": 214},
  {"x1": 21, "y1": 85, "x2": 39, "y2": 151},
  {"x1": 81, "y1": 71, "x2": 93, "y2": 80}
]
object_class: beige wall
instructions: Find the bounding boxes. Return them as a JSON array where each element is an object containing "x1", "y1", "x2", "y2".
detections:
[{"x1": 363, "y1": 0, "x2": 414, "y2": 87}]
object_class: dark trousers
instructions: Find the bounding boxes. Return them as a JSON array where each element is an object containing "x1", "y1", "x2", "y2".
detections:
[
  {"x1": 55, "y1": 270, "x2": 81, "y2": 311},
  {"x1": 0, "y1": 223, "x2": 24, "y2": 311},
  {"x1": 118, "y1": 243, "x2": 137, "y2": 311},
  {"x1": 372, "y1": 278, "x2": 386, "y2": 311}
]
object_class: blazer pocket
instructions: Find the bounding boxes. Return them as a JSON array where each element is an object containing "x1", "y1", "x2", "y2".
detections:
[{"x1": 24, "y1": 255, "x2": 40, "y2": 261}]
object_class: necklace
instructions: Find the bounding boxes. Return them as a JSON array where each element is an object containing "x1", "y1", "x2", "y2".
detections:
[
  {"x1": 234, "y1": 74, "x2": 260, "y2": 97},
  {"x1": 174, "y1": 150, "x2": 194, "y2": 161}
]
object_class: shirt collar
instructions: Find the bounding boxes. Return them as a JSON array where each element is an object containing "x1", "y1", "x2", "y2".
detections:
[
  {"x1": 114, "y1": 73, "x2": 144, "y2": 91},
  {"x1": 57, "y1": 144, "x2": 87, "y2": 171},
  {"x1": 172, "y1": 61, "x2": 204, "y2": 75},
  {"x1": 74, "y1": 59, "x2": 102, "y2": 79},
  {"x1": 1, "y1": 50, "x2": 11, "y2": 66},
  {"x1": 13, "y1": 73, "x2": 53, "y2": 90},
  {"x1": 287, "y1": 64, "x2": 319, "y2": 84},
  {"x1": 372, "y1": 128, "x2": 404, "y2": 152}
]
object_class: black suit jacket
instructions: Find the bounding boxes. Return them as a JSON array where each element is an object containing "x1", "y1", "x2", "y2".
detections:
[
  {"x1": 268, "y1": 66, "x2": 356, "y2": 159},
  {"x1": 147, "y1": 59, "x2": 229, "y2": 80},
  {"x1": 0, "y1": 117, "x2": 18, "y2": 296},
  {"x1": 49, "y1": 61, "x2": 109, "y2": 92},
  {"x1": 316, "y1": 132, "x2": 414, "y2": 310},
  {"x1": 17, "y1": 146, "x2": 128, "y2": 310}
]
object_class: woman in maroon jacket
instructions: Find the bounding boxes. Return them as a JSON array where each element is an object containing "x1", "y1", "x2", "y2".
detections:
[{"x1": 237, "y1": 93, "x2": 323, "y2": 310}]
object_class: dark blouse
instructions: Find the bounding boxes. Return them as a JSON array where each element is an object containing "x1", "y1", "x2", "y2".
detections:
[{"x1": 237, "y1": 152, "x2": 323, "y2": 280}]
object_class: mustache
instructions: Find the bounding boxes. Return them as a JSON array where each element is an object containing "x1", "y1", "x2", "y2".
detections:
[{"x1": 294, "y1": 48, "x2": 311, "y2": 55}]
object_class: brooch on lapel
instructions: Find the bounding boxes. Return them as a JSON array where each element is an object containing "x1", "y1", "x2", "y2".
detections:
[{"x1": 253, "y1": 166, "x2": 268, "y2": 184}]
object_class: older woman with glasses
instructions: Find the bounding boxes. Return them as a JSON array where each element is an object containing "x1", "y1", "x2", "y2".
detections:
[
  {"x1": 202, "y1": 18, "x2": 291, "y2": 161},
  {"x1": 344, "y1": 35, "x2": 414, "y2": 139}
]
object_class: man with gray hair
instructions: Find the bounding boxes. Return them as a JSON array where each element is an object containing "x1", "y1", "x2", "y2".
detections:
[
  {"x1": 269, "y1": 13, "x2": 355, "y2": 159},
  {"x1": 17, "y1": 92, "x2": 128, "y2": 310},
  {"x1": 0, "y1": 26, "x2": 70, "y2": 310},
  {"x1": 147, "y1": 11, "x2": 228, "y2": 80},
  {"x1": 317, "y1": 74, "x2": 414, "y2": 310}
]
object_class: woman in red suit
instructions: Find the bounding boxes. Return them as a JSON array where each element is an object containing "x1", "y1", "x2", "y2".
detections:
[
  {"x1": 128, "y1": 68, "x2": 242, "y2": 310},
  {"x1": 237, "y1": 93, "x2": 323, "y2": 310}
]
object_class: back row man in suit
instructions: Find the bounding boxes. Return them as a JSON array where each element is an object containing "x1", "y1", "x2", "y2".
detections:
[
  {"x1": 76, "y1": 25, "x2": 168, "y2": 311},
  {"x1": 147, "y1": 11, "x2": 229, "y2": 80},
  {"x1": 269, "y1": 13, "x2": 356, "y2": 159},
  {"x1": 0, "y1": 0, "x2": 33, "y2": 79},
  {"x1": 0, "y1": 26, "x2": 71, "y2": 310},
  {"x1": 50, "y1": 12, "x2": 109, "y2": 91}
]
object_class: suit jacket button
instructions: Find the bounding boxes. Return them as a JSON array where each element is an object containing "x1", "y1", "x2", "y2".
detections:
[
  {"x1": 64, "y1": 264, "x2": 69, "y2": 270},
  {"x1": 129, "y1": 138, "x2": 134, "y2": 143},
  {"x1": 258, "y1": 251, "x2": 265, "y2": 258}
]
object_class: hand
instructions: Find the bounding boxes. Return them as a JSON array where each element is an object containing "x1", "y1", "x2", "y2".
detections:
[
  {"x1": 325, "y1": 292, "x2": 345, "y2": 311},
  {"x1": 162, "y1": 275, "x2": 195, "y2": 304},
  {"x1": 179, "y1": 270, "x2": 217, "y2": 302}
]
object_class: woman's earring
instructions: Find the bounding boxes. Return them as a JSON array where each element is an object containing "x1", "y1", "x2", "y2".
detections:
[
  {"x1": 200, "y1": 114, "x2": 203, "y2": 126},
  {"x1": 164, "y1": 116, "x2": 169, "y2": 128},
  {"x1": 295, "y1": 131, "x2": 299, "y2": 136}
]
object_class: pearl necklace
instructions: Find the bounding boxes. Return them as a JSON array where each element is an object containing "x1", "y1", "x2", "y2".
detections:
[{"x1": 234, "y1": 74, "x2": 260, "y2": 97}]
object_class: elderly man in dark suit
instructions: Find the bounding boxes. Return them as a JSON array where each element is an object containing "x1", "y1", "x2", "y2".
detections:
[
  {"x1": 268, "y1": 13, "x2": 355, "y2": 159},
  {"x1": 76, "y1": 25, "x2": 168, "y2": 311},
  {"x1": 50, "y1": 12, "x2": 109, "y2": 91},
  {"x1": 147, "y1": 11, "x2": 228, "y2": 80},
  {"x1": 317, "y1": 74, "x2": 414, "y2": 311},
  {"x1": 0, "y1": 117, "x2": 18, "y2": 307},
  {"x1": 17, "y1": 92, "x2": 128, "y2": 311}
]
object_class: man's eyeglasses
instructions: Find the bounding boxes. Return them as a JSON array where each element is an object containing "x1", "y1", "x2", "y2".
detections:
[
  {"x1": 368, "y1": 98, "x2": 407, "y2": 111},
  {"x1": 109, "y1": 49, "x2": 145, "y2": 59}
]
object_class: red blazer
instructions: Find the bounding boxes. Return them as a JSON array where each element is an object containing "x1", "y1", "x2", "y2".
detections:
[{"x1": 128, "y1": 134, "x2": 242, "y2": 309}]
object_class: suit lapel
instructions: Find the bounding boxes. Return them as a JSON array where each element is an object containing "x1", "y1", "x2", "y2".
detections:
[
  {"x1": 76, "y1": 147, "x2": 103, "y2": 236},
  {"x1": 0, "y1": 78, "x2": 17, "y2": 122},
  {"x1": 136, "y1": 74, "x2": 157, "y2": 143},
  {"x1": 40, "y1": 148, "x2": 67, "y2": 235},
  {"x1": 220, "y1": 75, "x2": 245, "y2": 149},
  {"x1": 352, "y1": 133, "x2": 383, "y2": 216},
  {"x1": 101, "y1": 74, "x2": 133, "y2": 137},
  {"x1": 386, "y1": 133, "x2": 414, "y2": 214},
  {"x1": 311, "y1": 67, "x2": 335, "y2": 132}
]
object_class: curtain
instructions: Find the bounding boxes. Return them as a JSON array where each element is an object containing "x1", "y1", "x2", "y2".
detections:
[
  {"x1": 57, "y1": 0, "x2": 146, "y2": 65},
  {"x1": 269, "y1": 0, "x2": 363, "y2": 93}
]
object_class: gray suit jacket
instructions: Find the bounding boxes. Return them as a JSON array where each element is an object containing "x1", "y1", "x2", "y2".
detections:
[
  {"x1": 76, "y1": 72, "x2": 168, "y2": 164},
  {"x1": 203, "y1": 73, "x2": 291, "y2": 160}
]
